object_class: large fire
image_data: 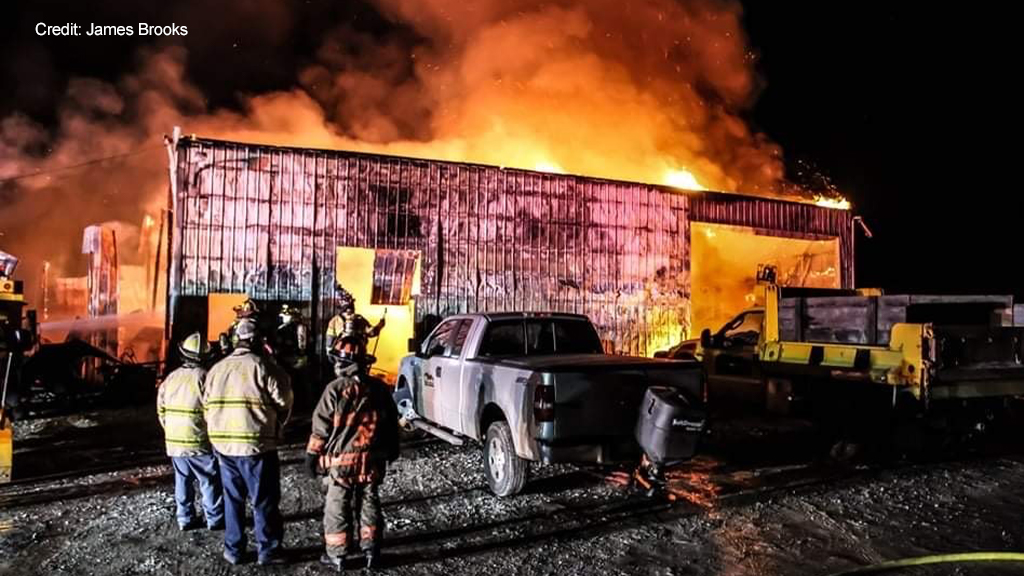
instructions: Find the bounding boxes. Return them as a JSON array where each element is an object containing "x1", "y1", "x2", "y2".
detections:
[{"x1": 0, "y1": 0, "x2": 852, "y2": 357}]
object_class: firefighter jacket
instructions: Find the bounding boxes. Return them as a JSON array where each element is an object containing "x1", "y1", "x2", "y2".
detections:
[
  {"x1": 307, "y1": 364, "x2": 399, "y2": 483},
  {"x1": 157, "y1": 364, "x2": 211, "y2": 457},
  {"x1": 203, "y1": 347, "x2": 294, "y2": 456},
  {"x1": 325, "y1": 313, "x2": 380, "y2": 353}
]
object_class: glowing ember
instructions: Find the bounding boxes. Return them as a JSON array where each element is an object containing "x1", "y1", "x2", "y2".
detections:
[
  {"x1": 664, "y1": 168, "x2": 705, "y2": 191},
  {"x1": 813, "y1": 195, "x2": 851, "y2": 210}
]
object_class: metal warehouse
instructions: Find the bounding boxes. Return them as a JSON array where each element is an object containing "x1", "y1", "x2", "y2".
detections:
[{"x1": 166, "y1": 133, "x2": 854, "y2": 379}]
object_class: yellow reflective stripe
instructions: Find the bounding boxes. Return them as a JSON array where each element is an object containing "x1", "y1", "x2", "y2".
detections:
[
  {"x1": 205, "y1": 397, "x2": 265, "y2": 408},
  {"x1": 160, "y1": 406, "x2": 203, "y2": 415},
  {"x1": 166, "y1": 438, "x2": 206, "y2": 446}
]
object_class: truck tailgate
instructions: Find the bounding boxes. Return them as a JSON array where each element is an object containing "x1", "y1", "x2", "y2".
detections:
[{"x1": 501, "y1": 355, "x2": 702, "y2": 443}]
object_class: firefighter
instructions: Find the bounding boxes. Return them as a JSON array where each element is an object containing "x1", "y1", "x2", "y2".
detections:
[
  {"x1": 217, "y1": 298, "x2": 260, "y2": 355},
  {"x1": 324, "y1": 288, "x2": 385, "y2": 356},
  {"x1": 275, "y1": 304, "x2": 308, "y2": 368},
  {"x1": 275, "y1": 304, "x2": 310, "y2": 408},
  {"x1": 203, "y1": 318, "x2": 293, "y2": 566},
  {"x1": 306, "y1": 338, "x2": 399, "y2": 570},
  {"x1": 157, "y1": 332, "x2": 224, "y2": 531}
]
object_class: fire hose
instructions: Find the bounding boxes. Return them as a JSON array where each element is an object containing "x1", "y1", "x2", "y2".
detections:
[{"x1": 825, "y1": 551, "x2": 1024, "y2": 575}]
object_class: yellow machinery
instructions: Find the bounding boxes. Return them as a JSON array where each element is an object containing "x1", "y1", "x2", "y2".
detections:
[
  {"x1": 741, "y1": 264, "x2": 1024, "y2": 408},
  {"x1": 1, "y1": 250, "x2": 27, "y2": 483},
  {"x1": 755, "y1": 264, "x2": 933, "y2": 398}
]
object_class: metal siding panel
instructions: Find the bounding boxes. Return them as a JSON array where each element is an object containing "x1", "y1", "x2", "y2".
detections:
[{"x1": 174, "y1": 138, "x2": 849, "y2": 357}]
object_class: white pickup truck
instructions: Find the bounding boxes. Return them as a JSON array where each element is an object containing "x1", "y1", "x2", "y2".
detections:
[{"x1": 395, "y1": 312, "x2": 704, "y2": 496}]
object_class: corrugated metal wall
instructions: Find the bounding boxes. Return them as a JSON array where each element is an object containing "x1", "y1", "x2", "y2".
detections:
[{"x1": 170, "y1": 137, "x2": 852, "y2": 358}]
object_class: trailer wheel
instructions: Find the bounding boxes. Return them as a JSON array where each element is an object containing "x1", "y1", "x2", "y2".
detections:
[{"x1": 484, "y1": 420, "x2": 527, "y2": 497}]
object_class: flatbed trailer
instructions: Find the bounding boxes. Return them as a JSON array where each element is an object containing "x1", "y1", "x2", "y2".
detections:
[{"x1": 699, "y1": 266, "x2": 1024, "y2": 437}]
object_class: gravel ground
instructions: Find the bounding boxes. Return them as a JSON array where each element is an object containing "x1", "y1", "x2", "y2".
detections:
[{"x1": 2, "y1": 408, "x2": 1024, "y2": 576}]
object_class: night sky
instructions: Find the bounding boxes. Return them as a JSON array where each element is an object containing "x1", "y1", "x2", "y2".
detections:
[
  {"x1": 741, "y1": 4, "x2": 1022, "y2": 296},
  {"x1": 2, "y1": 2, "x2": 1020, "y2": 296}
]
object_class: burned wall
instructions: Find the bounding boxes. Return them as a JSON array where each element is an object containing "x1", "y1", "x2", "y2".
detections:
[{"x1": 172, "y1": 137, "x2": 691, "y2": 356}]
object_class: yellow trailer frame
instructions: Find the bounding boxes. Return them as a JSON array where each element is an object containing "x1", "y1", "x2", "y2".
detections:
[
  {"x1": 755, "y1": 265, "x2": 933, "y2": 400},
  {"x1": 0, "y1": 275, "x2": 25, "y2": 483}
]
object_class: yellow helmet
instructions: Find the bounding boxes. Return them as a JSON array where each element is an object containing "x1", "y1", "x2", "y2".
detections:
[
  {"x1": 233, "y1": 298, "x2": 258, "y2": 318},
  {"x1": 178, "y1": 332, "x2": 210, "y2": 361}
]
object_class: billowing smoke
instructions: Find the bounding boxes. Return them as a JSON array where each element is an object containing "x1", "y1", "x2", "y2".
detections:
[{"x1": 0, "y1": 0, "x2": 791, "y2": 312}]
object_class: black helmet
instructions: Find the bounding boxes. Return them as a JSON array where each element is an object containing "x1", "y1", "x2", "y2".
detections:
[
  {"x1": 336, "y1": 286, "x2": 356, "y2": 314},
  {"x1": 329, "y1": 337, "x2": 374, "y2": 371}
]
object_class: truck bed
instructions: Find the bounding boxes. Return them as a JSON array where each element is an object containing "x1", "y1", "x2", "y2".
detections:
[
  {"x1": 774, "y1": 291, "x2": 1024, "y2": 400},
  {"x1": 509, "y1": 355, "x2": 703, "y2": 463}
]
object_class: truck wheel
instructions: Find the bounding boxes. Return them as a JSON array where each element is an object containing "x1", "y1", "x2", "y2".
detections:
[{"x1": 484, "y1": 420, "x2": 527, "y2": 497}]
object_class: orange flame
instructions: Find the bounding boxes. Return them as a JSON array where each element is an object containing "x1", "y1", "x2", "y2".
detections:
[
  {"x1": 663, "y1": 168, "x2": 705, "y2": 191},
  {"x1": 813, "y1": 195, "x2": 851, "y2": 210}
]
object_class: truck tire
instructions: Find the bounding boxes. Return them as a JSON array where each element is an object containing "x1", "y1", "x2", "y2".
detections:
[{"x1": 484, "y1": 420, "x2": 527, "y2": 497}]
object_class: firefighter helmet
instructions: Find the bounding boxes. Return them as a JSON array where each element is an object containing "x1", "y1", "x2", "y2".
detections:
[
  {"x1": 279, "y1": 304, "x2": 301, "y2": 323},
  {"x1": 178, "y1": 332, "x2": 210, "y2": 362},
  {"x1": 336, "y1": 286, "x2": 356, "y2": 314},
  {"x1": 233, "y1": 298, "x2": 259, "y2": 318},
  {"x1": 328, "y1": 337, "x2": 374, "y2": 371},
  {"x1": 234, "y1": 318, "x2": 258, "y2": 341}
]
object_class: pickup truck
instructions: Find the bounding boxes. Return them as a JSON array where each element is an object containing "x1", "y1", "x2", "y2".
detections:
[{"x1": 395, "y1": 312, "x2": 704, "y2": 496}]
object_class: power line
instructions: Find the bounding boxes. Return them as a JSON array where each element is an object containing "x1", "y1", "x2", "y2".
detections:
[{"x1": 0, "y1": 145, "x2": 164, "y2": 185}]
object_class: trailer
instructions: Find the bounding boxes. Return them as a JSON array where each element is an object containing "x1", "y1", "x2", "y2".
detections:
[{"x1": 697, "y1": 265, "x2": 1024, "y2": 449}]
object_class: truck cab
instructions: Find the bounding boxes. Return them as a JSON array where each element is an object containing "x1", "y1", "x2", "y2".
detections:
[{"x1": 698, "y1": 308, "x2": 771, "y2": 412}]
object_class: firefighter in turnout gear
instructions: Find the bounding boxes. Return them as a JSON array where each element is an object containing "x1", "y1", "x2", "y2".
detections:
[
  {"x1": 275, "y1": 304, "x2": 308, "y2": 369},
  {"x1": 203, "y1": 318, "x2": 294, "y2": 566},
  {"x1": 217, "y1": 298, "x2": 260, "y2": 355},
  {"x1": 307, "y1": 339, "x2": 399, "y2": 570},
  {"x1": 275, "y1": 304, "x2": 311, "y2": 408},
  {"x1": 324, "y1": 287, "x2": 385, "y2": 356},
  {"x1": 157, "y1": 332, "x2": 224, "y2": 531}
]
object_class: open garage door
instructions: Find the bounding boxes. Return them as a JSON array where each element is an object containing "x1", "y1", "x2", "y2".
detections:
[{"x1": 691, "y1": 222, "x2": 841, "y2": 336}]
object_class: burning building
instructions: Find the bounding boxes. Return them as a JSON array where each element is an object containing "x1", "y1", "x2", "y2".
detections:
[{"x1": 166, "y1": 133, "x2": 854, "y2": 379}]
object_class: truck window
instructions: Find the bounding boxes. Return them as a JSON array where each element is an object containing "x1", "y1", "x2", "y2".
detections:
[
  {"x1": 552, "y1": 319, "x2": 604, "y2": 354},
  {"x1": 721, "y1": 311, "x2": 764, "y2": 346},
  {"x1": 479, "y1": 320, "x2": 526, "y2": 357},
  {"x1": 525, "y1": 320, "x2": 556, "y2": 355},
  {"x1": 449, "y1": 319, "x2": 474, "y2": 357},
  {"x1": 423, "y1": 319, "x2": 459, "y2": 356}
]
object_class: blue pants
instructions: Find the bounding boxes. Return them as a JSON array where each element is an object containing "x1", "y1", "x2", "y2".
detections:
[
  {"x1": 171, "y1": 455, "x2": 224, "y2": 528},
  {"x1": 217, "y1": 451, "x2": 284, "y2": 561}
]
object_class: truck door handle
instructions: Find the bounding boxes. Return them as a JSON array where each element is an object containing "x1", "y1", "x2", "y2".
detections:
[{"x1": 436, "y1": 366, "x2": 442, "y2": 378}]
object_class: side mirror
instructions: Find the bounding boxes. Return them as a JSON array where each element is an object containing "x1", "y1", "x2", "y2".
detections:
[
  {"x1": 653, "y1": 351, "x2": 668, "y2": 359},
  {"x1": 700, "y1": 328, "x2": 712, "y2": 349}
]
